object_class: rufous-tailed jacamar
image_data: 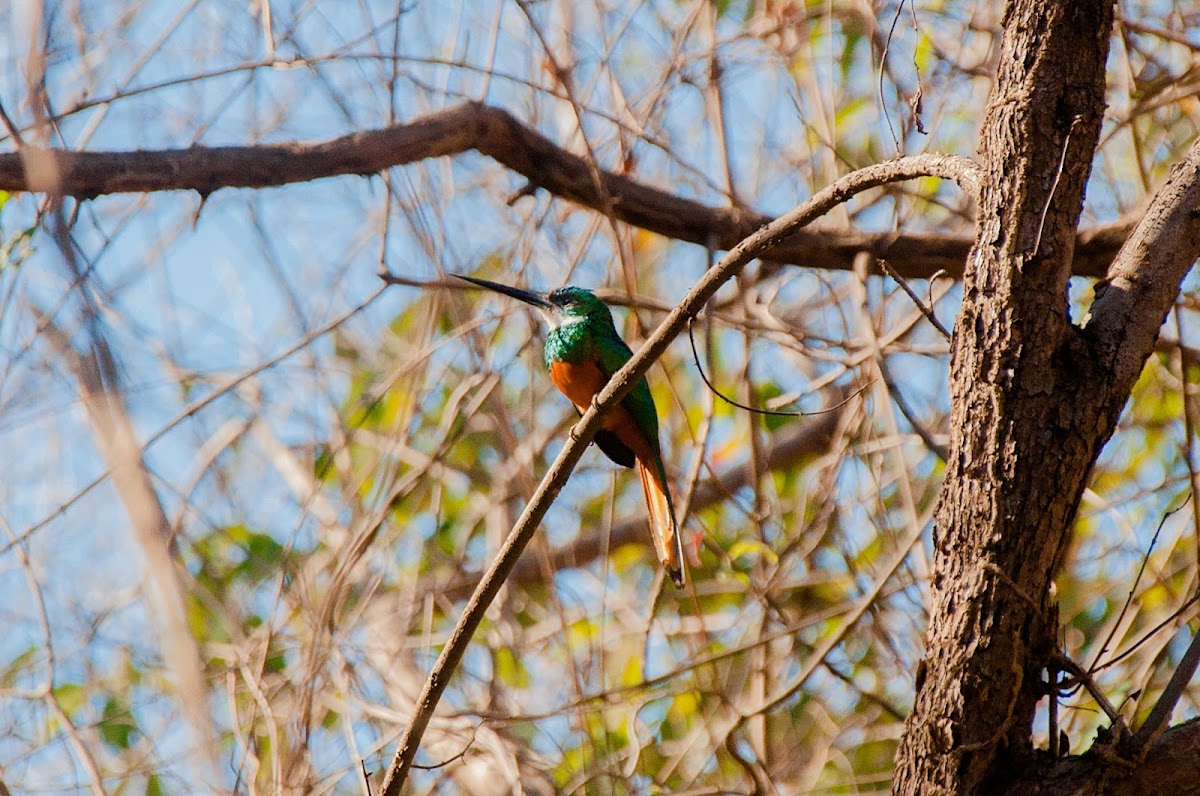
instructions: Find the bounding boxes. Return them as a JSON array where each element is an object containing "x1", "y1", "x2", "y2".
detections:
[{"x1": 455, "y1": 274, "x2": 685, "y2": 587}]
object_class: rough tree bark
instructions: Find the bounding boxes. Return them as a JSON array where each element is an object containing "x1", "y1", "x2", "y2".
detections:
[{"x1": 896, "y1": 1, "x2": 1200, "y2": 793}]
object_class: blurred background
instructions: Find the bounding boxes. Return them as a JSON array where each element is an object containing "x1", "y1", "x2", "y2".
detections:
[{"x1": 1, "y1": 1, "x2": 1198, "y2": 793}]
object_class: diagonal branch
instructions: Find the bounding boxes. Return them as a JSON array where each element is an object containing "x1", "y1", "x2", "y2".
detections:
[
  {"x1": 1085, "y1": 135, "x2": 1200, "y2": 390},
  {"x1": 0, "y1": 101, "x2": 1125, "y2": 279},
  {"x1": 1131, "y1": 630, "x2": 1200, "y2": 748},
  {"x1": 378, "y1": 152, "x2": 980, "y2": 795}
]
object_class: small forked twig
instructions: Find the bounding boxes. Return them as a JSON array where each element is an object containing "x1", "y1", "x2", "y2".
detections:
[
  {"x1": 1087, "y1": 494, "x2": 1190, "y2": 677},
  {"x1": 1053, "y1": 652, "x2": 1124, "y2": 727},
  {"x1": 878, "y1": 258, "x2": 952, "y2": 341}
]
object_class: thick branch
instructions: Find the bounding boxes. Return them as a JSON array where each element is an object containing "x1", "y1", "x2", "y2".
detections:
[
  {"x1": 0, "y1": 102, "x2": 1124, "y2": 279},
  {"x1": 379, "y1": 153, "x2": 979, "y2": 795},
  {"x1": 1006, "y1": 718, "x2": 1200, "y2": 795},
  {"x1": 1085, "y1": 136, "x2": 1200, "y2": 390}
]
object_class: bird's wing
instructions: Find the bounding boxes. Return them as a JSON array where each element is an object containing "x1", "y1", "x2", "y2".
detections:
[
  {"x1": 580, "y1": 409, "x2": 636, "y2": 468},
  {"x1": 595, "y1": 335, "x2": 661, "y2": 448},
  {"x1": 595, "y1": 335, "x2": 684, "y2": 585}
]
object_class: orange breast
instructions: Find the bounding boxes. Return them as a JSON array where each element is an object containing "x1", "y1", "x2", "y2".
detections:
[
  {"x1": 549, "y1": 360, "x2": 657, "y2": 463},
  {"x1": 549, "y1": 359, "x2": 608, "y2": 414}
]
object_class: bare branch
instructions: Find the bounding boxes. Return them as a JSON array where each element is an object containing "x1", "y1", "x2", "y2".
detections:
[
  {"x1": 1131, "y1": 630, "x2": 1200, "y2": 748},
  {"x1": 1086, "y1": 136, "x2": 1200, "y2": 392},
  {"x1": 878, "y1": 259, "x2": 952, "y2": 340},
  {"x1": 0, "y1": 102, "x2": 1131, "y2": 280},
  {"x1": 33, "y1": 307, "x2": 219, "y2": 781}
]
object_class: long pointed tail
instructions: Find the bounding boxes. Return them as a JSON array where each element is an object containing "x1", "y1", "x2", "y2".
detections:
[{"x1": 637, "y1": 457, "x2": 685, "y2": 587}]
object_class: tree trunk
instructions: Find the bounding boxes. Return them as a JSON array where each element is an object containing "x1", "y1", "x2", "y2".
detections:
[{"x1": 894, "y1": 2, "x2": 1117, "y2": 792}]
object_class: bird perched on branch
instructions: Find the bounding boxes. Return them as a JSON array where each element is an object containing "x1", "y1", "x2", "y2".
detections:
[{"x1": 454, "y1": 273, "x2": 685, "y2": 587}]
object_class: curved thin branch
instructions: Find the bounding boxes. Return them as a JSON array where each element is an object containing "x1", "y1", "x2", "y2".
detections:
[
  {"x1": 0, "y1": 102, "x2": 1126, "y2": 279},
  {"x1": 686, "y1": 317, "x2": 872, "y2": 417},
  {"x1": 378, "y1": 152, "x2": 980, "y2": 795}
]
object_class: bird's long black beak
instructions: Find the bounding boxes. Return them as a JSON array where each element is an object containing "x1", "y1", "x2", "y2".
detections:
[{"x1": 452, "y1": 273, "x2": 552, "y2": 309}]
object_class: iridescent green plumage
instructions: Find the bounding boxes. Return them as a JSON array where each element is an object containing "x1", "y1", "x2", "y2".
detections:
[
  {"x1": 453, "y1": 275, "x2": 686, "y2": 586},
  {"x1": 542, "y1": 288, "x2": 664, "y2": 471}
]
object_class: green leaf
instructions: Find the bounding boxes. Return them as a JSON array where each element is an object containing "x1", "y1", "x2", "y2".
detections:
[
  {"x1": 264, "y1": 652, "x2": 287, "y2": 674},
  {"x1": 754, "y1": 382, "x2": 796, "y2": 432},
  {"x1": 1, "y1": 646, "x2": 38, "y2": 687},
  {"x1": 53, "y1": 683, "x2": 87, "y2": 716},
  {"x1": 494, "y1": 646, "x2": 530, "y2": 688},
  {"x1": 728, "y1": 539, "x2": 780, "y2": 567},
  {"x1": 99, "y1": 697, "x2": 138, "y2": 750}
]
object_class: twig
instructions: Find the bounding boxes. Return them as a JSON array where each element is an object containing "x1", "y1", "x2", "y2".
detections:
[
  {"x1": 724, "y1": 730, "x2": 773, "y2": 796},
  {"x1": 0, "y1": 98, "x2": 23, "y2": 147},
  {"x1": 1089, "y1": 592, "x2": 1200, "y2": 675},
  {"x1": 1122, "y1": 310, "x2": 1200, "y2": 747},
  {"x1": 1048, "y1": 601, "x2": 1062, "y2": 758},
  {"x1": 878, "y1": 259, "x2": 951, "y2": 340},
  {"x1": 410, "y1": 726, "x2": 478, "y2": 770},
  {"x1": 878, "y1": 0, "x2": 908, "y2": 154},
  {"x1": 1173, "y1": 307, "x2": 1200, "y2": 565},
  {"x1": 1132, "y1": 629, "x2": 1200, "y2": 747},
  {"x1": 512, "y1": 0, "x2": 643, "y2": 306},
  {"x1": 3, "y1": 286, "x2": 387, "y2": 557},
  {"x1": 1053, "y1": 653, "x2": 1124, "y2": 726},
  {"x1": 687, "y1": 316, "x2": 870, "y2": 417},
  {"x1": 0, "y1": 514, "x2": 107, "y2": 795},
  {"x1": 1087, "y1": 495, "x2": 1189, "y2": 676},
  {"x1": 907, "y1": 0, "x2": 927, "y2": 135},
  {"x1": 746, "y1": 513, "x2": 928, "y2": 717},
  {"x1": 878, "y1": 358, "x2": 948, "y2": 460},
  {"x1": 1033, "y1": 115, "x2": 1081, "y2": 257},
  {"x1": 378, "y1": 152, "x2": 981, "y2": 795},
  {"x1": 1048, "y1": 666, "x2": 1060, "y2": 757}
]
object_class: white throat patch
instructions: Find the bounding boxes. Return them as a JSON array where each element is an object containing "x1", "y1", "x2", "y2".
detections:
[{"x1": 540, "y1": 308, "x2": 583, "y2": 330}]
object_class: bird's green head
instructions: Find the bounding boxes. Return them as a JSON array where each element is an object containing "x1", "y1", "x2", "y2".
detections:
[{"x1": 545, "y1": 286, "x2": 610, "y2": 324}]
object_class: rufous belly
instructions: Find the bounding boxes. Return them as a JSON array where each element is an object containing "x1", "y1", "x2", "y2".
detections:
[{"x1": 548, "y1": 359, "x2": 655, "y2": 462}]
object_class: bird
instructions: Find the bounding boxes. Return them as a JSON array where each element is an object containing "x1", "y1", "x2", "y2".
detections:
[{"x1": 454, "y1": 273, "x2": 686, "y2": 587}]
